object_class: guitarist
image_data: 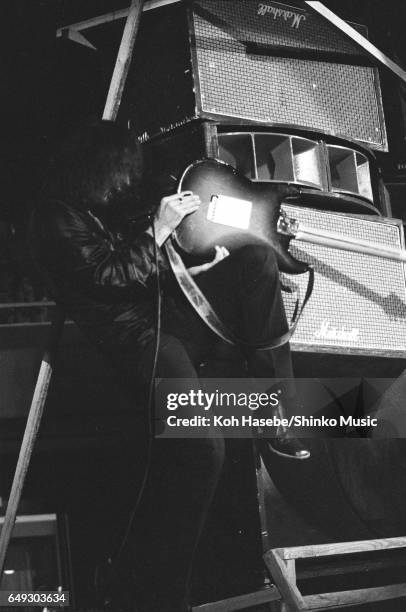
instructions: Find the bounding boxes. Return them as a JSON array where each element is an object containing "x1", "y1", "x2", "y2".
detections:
[{"x1": 31, "y1": 121, "x2": 309, "y2": 612}]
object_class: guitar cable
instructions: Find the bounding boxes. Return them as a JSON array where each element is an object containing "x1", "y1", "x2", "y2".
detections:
[{"x1": 96, "y1": 215, "x2": 162, "y2": 603}]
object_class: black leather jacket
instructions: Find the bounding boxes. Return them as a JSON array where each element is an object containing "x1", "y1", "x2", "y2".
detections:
[{"x1": 31, "y1": 199, "x2": 169, "y2": 352}]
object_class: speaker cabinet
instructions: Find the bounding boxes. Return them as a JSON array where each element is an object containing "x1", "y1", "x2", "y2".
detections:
[
  {"x1": 327, "y1": 145, "x2": 373, "y2": 202},
  {"x1": 144, "y1": 123, "x2": 404, "y2": 357},
  {"x1": 143, "y1": 123, "x2": 382, "y2": 214},
  {"x1": 126, "y1": 0, "x2": 387, "y2": 151},
  {"x1": 281, "y1": 205, "x2": 406, "y2": 357}
]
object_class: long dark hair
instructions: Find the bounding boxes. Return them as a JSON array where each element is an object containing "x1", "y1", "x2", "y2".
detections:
[{"x1": 43, "y1": 120, "x2": 144, "y2": 213}]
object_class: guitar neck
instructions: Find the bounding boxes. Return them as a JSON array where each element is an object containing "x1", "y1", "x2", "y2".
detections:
[{"x1": 292, "y1": 224, "x2": 406, "y2": 263}]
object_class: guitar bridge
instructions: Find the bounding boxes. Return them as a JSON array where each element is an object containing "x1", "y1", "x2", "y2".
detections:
[{"x1": 277, "y1": 211, "x2": 299, "y2": 237}]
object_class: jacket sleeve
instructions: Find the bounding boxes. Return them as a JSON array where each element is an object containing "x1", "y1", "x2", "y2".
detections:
[{"x1": 35, "y1": 201, "x2": 166, "y2": 300}]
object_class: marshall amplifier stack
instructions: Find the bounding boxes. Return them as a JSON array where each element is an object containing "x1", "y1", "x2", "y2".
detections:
[
  {"x1": 121, "y1": 0, "x2": 406, "y2": 358},
  {"x1": 125, "y1": 0, "x2": 387, "y2": 149}
]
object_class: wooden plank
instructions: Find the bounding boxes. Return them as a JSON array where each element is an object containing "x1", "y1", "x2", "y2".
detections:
[
  {"x1": 285, "y1": 560, "x2": 296, "y2": 583},
  {"x1": 304, "y1": 583, "x2": 406, "y2": 610},
  {"x1": 281, "y1": 560, "x2": 297, "y2": 612},
  {"x1": 298, "y1": 553, "x2": 406, "y2": 580},
  {"x1": 56, "y1": 0, "x2": 181, "y2": 37},
  {"x1": 305, "y1": 2, "x2": 406, "y2": 84},
  {"x1": 0, "y1": 302, "x2": 54, "y2": 309},
  {"x1": 275, "y1": 536, "x2": 406, "y2": 560},
  {"x1": 0, "y1": 310, "x2": 65, "y2": 577},
  {"x1": 267, "y1": 538, "x2": 406, "y2": 611},
  {"x1": 102, "y1": 0, "x2": 144, "y2": 122},
  {"x1": 264, "y1": 551, "x2": 307, "y2": 611},
  {"x1": 63, "y1": 29, "x2": 96, "y2": 50},
  {"x1": 191, "y1": 586, "x2": 280, "y2": 612}
]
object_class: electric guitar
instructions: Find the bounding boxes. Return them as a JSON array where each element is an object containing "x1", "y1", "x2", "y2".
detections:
[
  {"x1": 164, "y1": 158, "x2": 406, "y2": 346},
  {"x1": 173, "y1": 158, "x2": 307, "y2": 275},
  {"x1": 172, "y1": 158, "x2": 406, "y2": 269}
]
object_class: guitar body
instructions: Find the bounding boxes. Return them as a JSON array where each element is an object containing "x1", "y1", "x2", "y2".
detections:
[{"x1": 174, "y1": 159, "x2": 308, "y2": 275}]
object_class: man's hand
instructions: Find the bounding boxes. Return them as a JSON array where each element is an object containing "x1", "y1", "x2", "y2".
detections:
[
  {"x1": 153, "y1": 191, "x2": 200, "y2": 246},
  {"x1": 188, "y1": 245, "x2": 229, "y2": 277}
]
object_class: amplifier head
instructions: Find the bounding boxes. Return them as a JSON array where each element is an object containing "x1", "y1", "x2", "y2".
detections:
[{"x1": 126, "y1": 0, "x2": 387, "y2": 151}]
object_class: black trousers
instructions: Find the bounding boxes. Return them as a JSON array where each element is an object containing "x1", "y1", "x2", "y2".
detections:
[{"x1": 114, "y1": 244, "x2": 293, "y2": 611}]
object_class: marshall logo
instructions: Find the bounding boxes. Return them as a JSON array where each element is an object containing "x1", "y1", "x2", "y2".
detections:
[
  {"x1": 257, "y1": 3, "x2": 307, "y2": 29},
  {"x1": 314, "y1": 320, "x2": 360, "y2": 342}
]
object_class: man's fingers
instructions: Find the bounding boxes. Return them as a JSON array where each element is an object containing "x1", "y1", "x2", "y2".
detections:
[
  {"x1": 188, "y1": 244, "x2": 230, "y2": 276},
  {"x1": 161, "y1": 191, "x2": 200, "y2": 205},
  {"x1": 215, "y1": 245, "x2": 229, "y2": 257},
  {"x1": 177, "y1": 195, "x2": 200, "y2": 206},
  {"x1": 161, "y1": 193, "x2": 181, "y2": 204},
  {"x1": 212, "y1": 246, "x2": 223, "y2": 262},
  {"x1": 177, "y1": 205, "x2": 199, "y2": 221},
  {"x1": 179, "y1": 203, "x2": 200, "y2": 213},
  {"x1": 178, "y1": 198, "x2": 200, "y2": 208},
  {"x1": 170, "y1": 199, "x2": 200, "y2": 213},
  {"x1": 177, "y1": 204, "x2": 200, "y2": 218},
  {"x1": 170, "y1": 191, "x2": 200, "y2": 203},
  {"x1": 211, "y1": 245, "x2": 230, "y2": 264}
]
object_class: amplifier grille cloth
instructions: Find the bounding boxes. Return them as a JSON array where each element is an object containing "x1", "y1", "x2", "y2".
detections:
[
  {"x1": 193, "y1": 1, "x2": 386, "y2": 149},
  {"x1": 195, "y1": 0, "x2": 364, "y2": 54},
  {"x1": 280, "y1": 206, "x2": 406, "y2": 355}
]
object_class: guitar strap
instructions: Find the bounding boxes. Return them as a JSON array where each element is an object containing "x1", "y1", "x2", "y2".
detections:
[{"x1": 165, "y1": 238, "x2": 314, "y2": 350}]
